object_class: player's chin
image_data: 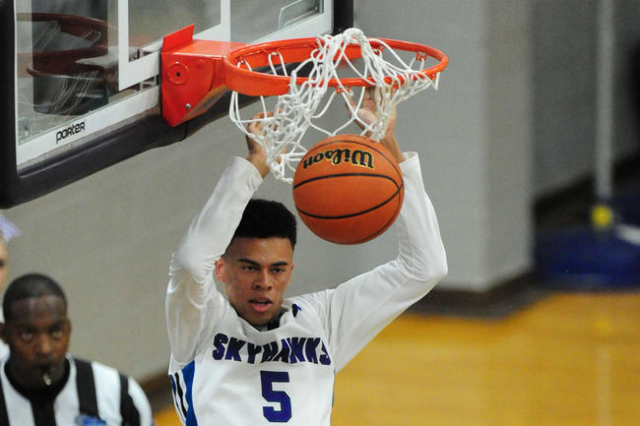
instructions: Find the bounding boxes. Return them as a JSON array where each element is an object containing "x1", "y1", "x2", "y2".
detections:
[{"x1": 246, "y1": 305, "x2": 278, "y2": 326}]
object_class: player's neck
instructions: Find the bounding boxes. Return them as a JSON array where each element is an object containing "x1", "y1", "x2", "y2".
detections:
[
  {"x1": 5, "y1": 358, "x2": 70, "y2": 400},
  {"x1": 254, "y1": 308, "x2": 286, "y2": 331}
]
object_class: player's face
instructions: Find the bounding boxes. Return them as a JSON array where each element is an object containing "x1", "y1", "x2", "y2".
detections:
[
  {"x1": 216, "y1": 237, "x2": 294, "y2": 327},
  {"x1": 1, "y1": 295, "x2": 71, "y2": 390}
]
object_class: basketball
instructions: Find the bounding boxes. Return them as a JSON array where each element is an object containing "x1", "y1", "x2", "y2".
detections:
[{"x1": 292, "y1": 134, "x2": 404, "y2": 244}]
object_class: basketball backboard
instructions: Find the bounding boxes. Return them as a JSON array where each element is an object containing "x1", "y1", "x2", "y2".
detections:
[{"x1": 0, "y1": 0, "x2": 353, "y2": 208}]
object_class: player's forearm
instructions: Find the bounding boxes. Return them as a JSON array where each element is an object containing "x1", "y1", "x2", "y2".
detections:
[
  {"x1": 380, "y1": 133, "x2": 404, "y2": 164},
  {"x1": 395, "y1": 152, "x2": 448, "y2": 283},
  {"x1": 171, "y1": 156, "x2": 263, "y2": 286},
  {"x1": 327, "y1": 154, "x2": 446, "y2": 369}
]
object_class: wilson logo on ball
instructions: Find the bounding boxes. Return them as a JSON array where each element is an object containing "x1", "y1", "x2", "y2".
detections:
[
  {"x1": 302, "y1": 148, "x2": 375, "y2": 170},
  {"x1": 293, "y1": 134, "x2": 404, "y2": 245}
]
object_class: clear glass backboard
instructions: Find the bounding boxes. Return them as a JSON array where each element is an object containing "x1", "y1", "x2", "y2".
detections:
[{"x1": 1, "y1": 0, "x2": 353, "y2": 207}]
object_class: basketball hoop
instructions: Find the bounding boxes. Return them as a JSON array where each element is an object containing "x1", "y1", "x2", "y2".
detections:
[
  {"x1": 160, "y1": 27, "x2": 447, "y2": 182},
  {"x1": 225, "y1": 28, "x2": 448, "y2": 182}
]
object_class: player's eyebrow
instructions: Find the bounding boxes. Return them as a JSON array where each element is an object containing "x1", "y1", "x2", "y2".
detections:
[{"x1": 237, "y1": 258, "x2": 290, "y2": 267}]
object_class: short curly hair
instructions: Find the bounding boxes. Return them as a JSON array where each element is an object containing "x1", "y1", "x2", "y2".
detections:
[
  {"x1": 230, "y1": 199, "x2": 297, "y2": 249},
  {"x1": 3, "y1": 273, "x2": 67, "y2": 324}
]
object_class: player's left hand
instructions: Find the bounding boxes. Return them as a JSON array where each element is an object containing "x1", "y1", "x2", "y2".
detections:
[{"x1": 246, "y1": 112, "x2": 272, "y2": 178}]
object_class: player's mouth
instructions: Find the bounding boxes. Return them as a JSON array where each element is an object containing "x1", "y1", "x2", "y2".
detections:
[
  {"x1": 41, "y1": 366, "x2": 52, "y2": 385},
  {"x1": 35, "y1": 364, "x2": 54, "y2": 386},
  {"x1": 250, "y1": 297, "x2": 273, "y2": 313}
]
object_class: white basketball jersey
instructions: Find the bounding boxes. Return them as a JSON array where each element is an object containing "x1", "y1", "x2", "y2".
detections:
[
  {"x1": 167, "y1": 154, "x2": 447, "y2": 426},
  {"x1": 170, "y1": 293, "x2": 336, "y2": 425}
]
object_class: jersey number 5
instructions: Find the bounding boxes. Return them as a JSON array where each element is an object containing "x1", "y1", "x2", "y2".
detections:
[{"x1": 260, "y1": 371, "x2": 292, "y2": 422}]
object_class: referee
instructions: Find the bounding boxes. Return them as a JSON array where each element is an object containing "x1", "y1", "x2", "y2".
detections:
[{"x1": 0, "y1": 273, "x2": 154, "y2": 426}]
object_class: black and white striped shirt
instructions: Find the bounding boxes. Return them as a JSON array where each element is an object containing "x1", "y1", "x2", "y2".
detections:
[{"x1": 0, "y1": 355, "x2": 154, "y2": 426}]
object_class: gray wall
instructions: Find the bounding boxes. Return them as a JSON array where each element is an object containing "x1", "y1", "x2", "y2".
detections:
[
  {"x1": 532, "y1": 0, "x2": 640, "y2": 195},
  {"x1": 356, "y1": 0, "x2": 534, "y2": 289},
  {"x1": 2, "y1": 0, "x2": 639, "y2": 381}
]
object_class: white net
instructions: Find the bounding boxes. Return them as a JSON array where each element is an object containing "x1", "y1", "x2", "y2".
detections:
[{"x1": 229, "y1": 28, "x2": 442, "y2": 183}]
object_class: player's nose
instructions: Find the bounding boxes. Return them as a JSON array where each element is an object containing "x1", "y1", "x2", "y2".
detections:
[
  {"x1": 253, "y1": 269, "x2": 272, "y2": 290},
  {"x1": 35, "y1": 335, "x2": 55, "y2": 357}
]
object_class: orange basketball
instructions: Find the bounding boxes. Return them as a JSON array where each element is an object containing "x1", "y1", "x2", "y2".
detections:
[{"x1": 292, "y1": 134, "x2": 404, "y2": 245}]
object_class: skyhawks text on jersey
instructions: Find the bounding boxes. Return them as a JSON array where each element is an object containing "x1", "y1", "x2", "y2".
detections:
[{"x1": 211, "y1": 333, "x2": 332, "y2": 366}]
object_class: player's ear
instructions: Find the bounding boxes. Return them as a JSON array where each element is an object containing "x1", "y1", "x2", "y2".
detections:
[{"x1": 214, "y1": 258, "x2": 226, "y2": 282}]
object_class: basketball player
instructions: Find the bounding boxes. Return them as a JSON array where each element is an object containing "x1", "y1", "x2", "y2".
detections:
[
  {"x1": 0, "y1": 215, "x2": 20, "y2": 360},
  {"x1": 166, "y1": 104, "x2": 447, "y2": 425},
  {"x1": 0, "y1": 273, "x2": 154, "y2": 426}
]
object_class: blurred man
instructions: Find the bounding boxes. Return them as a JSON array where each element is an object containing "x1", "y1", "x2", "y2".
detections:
[{"x1": 0, "y1": 273, "x2": 155, "y2": 426}]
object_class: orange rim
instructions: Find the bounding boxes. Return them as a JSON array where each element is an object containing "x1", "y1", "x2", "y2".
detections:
[{"x1": 223, "y1": 37, "x2": 448, "y2": 97}]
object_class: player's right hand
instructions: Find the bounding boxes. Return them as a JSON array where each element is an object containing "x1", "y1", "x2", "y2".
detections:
[{"x1": 345, "y1": 88, "x2": 404, "y2": 164}]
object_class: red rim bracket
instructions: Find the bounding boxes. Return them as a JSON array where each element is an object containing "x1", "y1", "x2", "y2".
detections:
[{"x1": 161, "y1": 25, "x2": 245, "y2": 127}]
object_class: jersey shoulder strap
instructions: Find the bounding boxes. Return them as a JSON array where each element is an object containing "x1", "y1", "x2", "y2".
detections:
[
  {"x1": 0, "y1": 374, "x2": 9, "y2": 425},
  {"x1": 74, "y1": 357, "x2": 143, "y2": 426},
  {"x1": 74, "y1": 358, "x2": 100, "y2": 417},
  {"x1": 119, "y1": 373, "x2": 140, "y2": 426}
]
